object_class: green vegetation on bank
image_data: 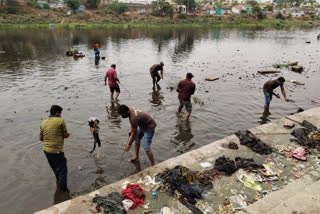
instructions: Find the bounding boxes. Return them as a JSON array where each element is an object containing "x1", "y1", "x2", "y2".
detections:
[{"x1": 0, "y1": 3, "x2": 319, "y2": 29}]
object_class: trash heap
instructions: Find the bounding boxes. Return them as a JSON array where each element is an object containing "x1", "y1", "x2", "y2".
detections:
[{"x1": 91, "y1": 121, "x2": 320, "y2": 213}]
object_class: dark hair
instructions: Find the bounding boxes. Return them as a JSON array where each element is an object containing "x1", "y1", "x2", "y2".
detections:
[
  {"x1": 118, "y1": 105, "x2": 129, "y2": 114},
  {"x1": 50, "y1": 105, "x2": 63, "y2": 115},
  {"x1": 278, "y1": 77, "x2": 285, "y2": 83},
  {"x1": 160, "y1": 62, "x2": 164, "y2": 66},
  {"x1": 186, "y1": 73, "x2": 194, "y2": 79},
  {"x1": 111, "y1": 64, "x2": 116, "y2": 68}
]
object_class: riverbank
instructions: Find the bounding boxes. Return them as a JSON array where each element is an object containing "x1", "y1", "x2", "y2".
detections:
[
  {"x1": 35, "y1": 107, "x2": 320, "y2": 214},
  {"x1": 0, "y1": 4, "x2": 319, "y2": 28}
]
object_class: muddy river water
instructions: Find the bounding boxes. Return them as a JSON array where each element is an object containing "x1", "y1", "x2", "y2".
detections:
[{"x1": 0, "y1": 26, "x2": 320, "y2": 213}]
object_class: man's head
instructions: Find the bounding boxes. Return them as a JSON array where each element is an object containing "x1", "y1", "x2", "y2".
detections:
[
  {"x1": 118, "y1": 105, "x2": 130, "y2": 118},
  {"x1": 277, "y1": 77, "x2": 285, "y2": 84},
  {"x1": 111, "y1": 64, "x2": 116, "y2": 69},
  {"x1": 50, "y1": 105, "x2": 63, "y2": 117},
  {"x1": 160, "y1": 62, "x2": 164, "y2": 66},
  {"x1": 186, "y1": 73, "x2": 194, "y2": 79}
]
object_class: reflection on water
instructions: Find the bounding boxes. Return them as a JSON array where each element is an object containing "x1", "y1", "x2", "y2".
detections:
[
  {"x1": 171, "y1": 119, "x2": 194, "y2": 154},
  {"x1": 1, "y1": 26, "x2": 320, "y2": 214},
  {"x1": 149, "y1": 88, "x2": 165, "y2": 108},
  {"x1": 106, "y1": 101, "x2": 121, "y2": 129}
]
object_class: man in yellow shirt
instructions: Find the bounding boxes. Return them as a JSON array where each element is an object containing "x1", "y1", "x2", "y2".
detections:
[{"x1": 40, "y1": 105, "x2": 70, "y2": 192}]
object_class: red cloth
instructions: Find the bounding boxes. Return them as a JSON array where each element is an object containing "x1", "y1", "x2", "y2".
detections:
[{"x1": 121, "y1": 184, "x2": 145, "y2": 209}]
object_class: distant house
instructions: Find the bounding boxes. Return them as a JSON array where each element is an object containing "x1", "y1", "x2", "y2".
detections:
[
  {"x1": 201, "y1": 4, "x2": 216, "y2": 15},
  {"x1": 291, "y1": 9, "x2": 305, "y2": 16},
  {"x1": 50, "y1": 0, "x2": 64, "y2": 8},
  {"x1": 172, "y1": 3, "x2": 187, "y2": 14},
  {"x1": 232, "y1": 5, "x2": 246, "y2": 14}
]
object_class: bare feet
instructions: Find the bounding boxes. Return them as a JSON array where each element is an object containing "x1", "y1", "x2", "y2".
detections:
[{"x1": 128, "y1": 156, "x2": 139, "y2": 162}]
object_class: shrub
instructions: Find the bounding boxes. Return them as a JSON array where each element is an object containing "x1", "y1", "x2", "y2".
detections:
[
  {"x1": 7, "y1": 7, "x2": 17, "y2": 14},
  {"x1": 27, "y1": 0, "x2": 37, "y2": 7},
  {"x1": 95, "y1": 10, "x2": 101, "y2": 14},
  {"x1": 275, "y1": 11, "x2": 285, "y2": 20},
  {"x1": 86, "y1": 0, "x2": 99, "y2": 9},
  {"x1": 287, "y1": 13, "x2": 292, "y2": 19},
  {"x1": 151, "y1": 9, "x2": 161, "y2": 17},
  {"x1": 107, "y1": 2, "x2": 128, "y2": 14},
  {"x1": 65, "y1": 0, "x2": 80, "y2": 11},
  {"x1": 43, "y1": 3, "x2": 50, "y2": 9},
  {"x1": 252, "y1": 5, "x2": 265, "y2": 20},
  {"x1": 35, "y1": 3, "x2": 42, "y2": 9},
  {"x1": 177, "y1": 14, "x2": 187, "y2": 19}
]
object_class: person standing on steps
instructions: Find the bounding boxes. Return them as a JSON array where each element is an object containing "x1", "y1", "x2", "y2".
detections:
[
  {"x1": 118, "y1": 105, "x2": 157, "y2": 166},
  {"x1": 40, "y1": 105, "x2": 70, "y2": 192},
  {"x1": 105, "y1": 64, "x2": 121, "y2": 102},
  {"x1": 176, "y1": 73, "x2": 196, "y2": 120},
  {"x1": 263, "y1": 76, "x2": 288, "y2": 114},
  {"x1": 150, "y1": 62, "x2": 164, "y2": 90}
]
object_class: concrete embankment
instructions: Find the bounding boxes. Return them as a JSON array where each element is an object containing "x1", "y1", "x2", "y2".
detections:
[{"x1": 36, "y1": 107, "x2": 320, "y2": 214}]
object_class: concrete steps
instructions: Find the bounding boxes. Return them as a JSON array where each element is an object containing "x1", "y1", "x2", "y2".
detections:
[{"x1": 240, "y1": 168, "x2": 320, "y2": 214}]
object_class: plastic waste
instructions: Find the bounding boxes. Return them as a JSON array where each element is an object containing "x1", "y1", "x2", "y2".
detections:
[
  {"x1": 229, "y1": 195, "x2": 248, "y2": 210},
  {"x1": 122, "y1": 199, "x2": 134, "y2": 211},
  {"x1": 244, "y1": 178, "x2": 262, "y2": 191},
  {"x1": 200, "y1": 162, "x2": 213, "y2": 168},
  {"x1": 162, "y1": 207, "x2": 174, "y2": 214},
  {"x1": 152, "y1": 192, "x2": 157, "y2": 197}
]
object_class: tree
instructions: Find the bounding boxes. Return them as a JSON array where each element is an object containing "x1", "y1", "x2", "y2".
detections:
[
  {"x1": 151, "y1": 0, "x2": 173, "y2": 17},
  {"x1": 175, "y1": 0, "x2": 196, "y2": 11},
  {"x1": 107, "y1": 2, "x2": 128, "y2": 14},
  {"x1": 231, "y1": 1, "x2": 238, "y2": 7},
  {"x1": 246, "y1": 0, "x2": 258, "y2": 6},
  {"x1": 65, "y1": 0, "x2": 80, "y2": 11},
  {"x1": 86, "y1": 0, "x2": 100, "y2": 8},
  {"x1": 252, "y1": 5, "x2": 265, "y2": 19}
]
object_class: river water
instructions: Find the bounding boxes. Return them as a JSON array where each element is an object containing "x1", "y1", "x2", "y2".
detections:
[{"x1": 0, "y1": 26, "x2": 319, "y2": 213}]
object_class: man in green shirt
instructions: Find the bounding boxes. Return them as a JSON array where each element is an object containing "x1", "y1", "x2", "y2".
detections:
[{"x1": 40, "y1": 105, "x2": 70, "y2": 192}]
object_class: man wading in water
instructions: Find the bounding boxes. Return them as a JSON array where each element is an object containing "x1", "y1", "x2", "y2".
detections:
[
  {"x1": 176, "y1": 73, "x2": 196, "y2": 120},
  {"x1": 105, "y1": 64, "x2": 121, "y2": 102},
  {"x1": 40, "y1": 105, "x2": 70, "y2": 192},
  {"x1": 118, "y1": 105, "x2": 157, "y2": 166},
  {"x1": 263, "y1": 77, "x2": 288, "y2": 114},
  {"x1": 150, "y1": 62, "x2": 164, "y2": 90}
]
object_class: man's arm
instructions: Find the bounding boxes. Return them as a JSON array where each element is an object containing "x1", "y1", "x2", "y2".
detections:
[
  {"x1": 160, "y1": 68, "x2": 163, "y2": 79},
  {"x1": 280, "y1": 85, "x2": 288, "y2": 101},
  {"x1": 40, "y1": 135, "x2": 43, "y2": 141},
  {"x1": 125, "y1": 128, "x2": 138, "y2": 152},
  {"x1": 176, "y1": 81, "x2": 181, "y2": 92},
  {"x1": 191, "y1": 84, "x2": 195, "y2": 95},
  {"x1": 114, "y1": 72, "x2": 120, "y2": 83},
  {"x1": 63, "y1": 132, "x2": 70, "y2": 138}
]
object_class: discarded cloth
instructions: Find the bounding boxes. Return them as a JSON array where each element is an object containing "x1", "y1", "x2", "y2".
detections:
[
  {"x1": 229, "y1": 195, "x2": 248, "y2": 210},
  {"x1": 156, "y1": 165, "x2": 210, "y2": 213},
  {"x1": 290, "y1": 147, "x2": 308, "y2": 161},
  {"x1": 291, "y1": 120, "x2": 320, "y2": 150},
  {"x1": 178, "y1": 197, "x2": 204, "y2": 214},
  {"x1": 235, "y1": 130, "x2": 272, "y2": 155},
  {"x1": 199, "y1": 169, "x2": 224, "y2": 182},
  {"x1": 213, "y1": 156, "x2": 263, "y2": 176},
  {"x1": 92, "y1": 192, "x2": 126, "y2": 214},
  {"x1": 121, "y1": 184, "x2": 145, "y2": 209}
]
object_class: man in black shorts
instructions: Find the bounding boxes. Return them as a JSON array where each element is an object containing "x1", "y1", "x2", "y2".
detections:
[
  {"x1": 105, "y1": 64, "x2": 120, "y2": 102},
  {"x1": 150, "y1": 62, "x2": 164, "y2": 89}
]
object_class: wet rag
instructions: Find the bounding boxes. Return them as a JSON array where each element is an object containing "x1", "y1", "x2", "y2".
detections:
[{"x1": 121, "y1": 184, "x2": 145, "y2": 209}]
